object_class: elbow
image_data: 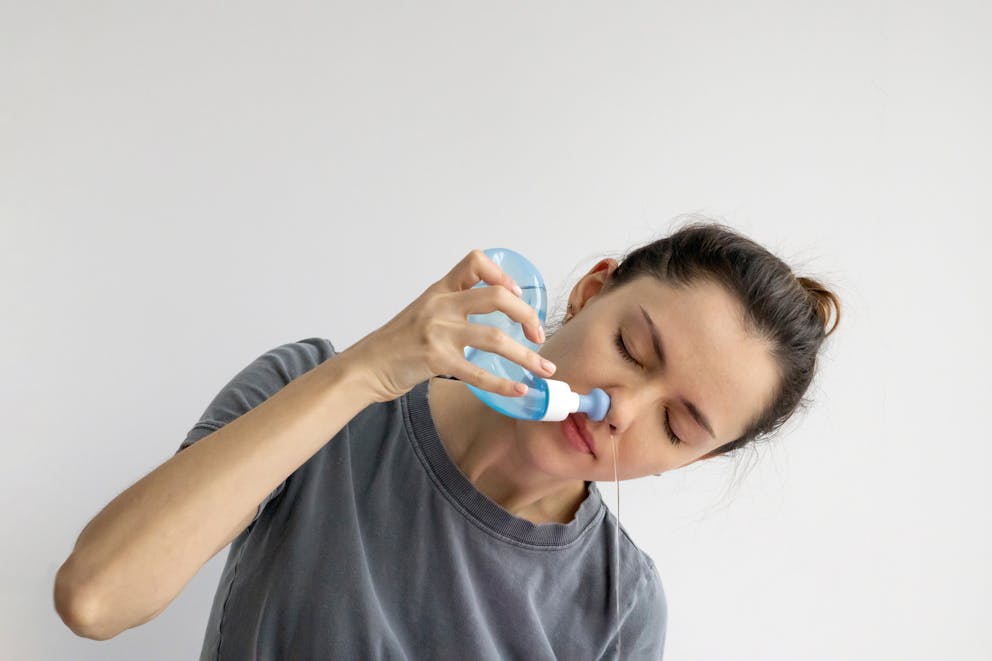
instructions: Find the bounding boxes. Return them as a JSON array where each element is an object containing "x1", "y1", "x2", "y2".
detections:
[{"x1": 53, "y1": 560, "x2": 117, "y2": 641}]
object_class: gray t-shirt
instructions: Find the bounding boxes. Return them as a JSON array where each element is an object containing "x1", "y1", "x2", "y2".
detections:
[{"x1": 176, "y1": 337, "x2": 667, "y2": 660}]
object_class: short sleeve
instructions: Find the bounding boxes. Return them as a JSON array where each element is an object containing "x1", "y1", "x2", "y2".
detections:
[
  {"x1": 174, "y1": 336, "x2": 338, "y2": 527},
  {"x1": 609, "y1": 563, "x2": 669, "y2": 660}
]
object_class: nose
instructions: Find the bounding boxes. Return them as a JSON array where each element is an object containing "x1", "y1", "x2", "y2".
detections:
[{"x1": 601, "y1": 384, "x2": 663, "y2": 436}]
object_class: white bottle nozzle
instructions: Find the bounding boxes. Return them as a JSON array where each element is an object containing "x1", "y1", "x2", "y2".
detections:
[{"x1": 539, "y1": 379, "x2": 611, "y2": 422}]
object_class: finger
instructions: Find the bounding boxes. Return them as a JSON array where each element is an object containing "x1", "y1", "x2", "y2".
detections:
[
  {"x1": 459, "y1": 285, "x2": 545, "y2": 345},
  {"x1": 448, "y1": 356, "x2": 530, "y2": 398},
  {"x1": 464, "y1": 324, "x2": 556, "y2": 380},
  {"x1": 442, "y1": 249, "x2": 523, "y2": 300}
]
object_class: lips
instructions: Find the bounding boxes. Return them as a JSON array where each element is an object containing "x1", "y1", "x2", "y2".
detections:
[{"x1": 568, "y1": 413, "x2": 596, "y2": 456}]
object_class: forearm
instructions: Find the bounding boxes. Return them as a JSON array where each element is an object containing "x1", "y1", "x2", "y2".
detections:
[{"x1": 54, "y1": 351, "x2": 375, "y2": 639}]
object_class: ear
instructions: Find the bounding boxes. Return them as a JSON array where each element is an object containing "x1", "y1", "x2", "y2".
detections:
[{"x1": 566, "y1": 258, "x2": 619, "y2": 316}]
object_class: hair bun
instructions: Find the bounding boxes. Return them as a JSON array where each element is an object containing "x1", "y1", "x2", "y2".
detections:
[{"x1": 796, "y1": 276, "x2": 841, "y2": 338}]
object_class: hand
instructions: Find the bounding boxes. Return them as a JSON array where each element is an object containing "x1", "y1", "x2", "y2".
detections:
[{"x1": 337, "y1": 249, "x2": 557, "y2": 403}]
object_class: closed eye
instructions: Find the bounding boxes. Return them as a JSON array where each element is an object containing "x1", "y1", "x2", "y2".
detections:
[
  {"x1": 613, "y1": 329, "x2": 683, "y2": 447},
  {"x1": 613, "y1": 329, "x2": 640, "y2": 367}
]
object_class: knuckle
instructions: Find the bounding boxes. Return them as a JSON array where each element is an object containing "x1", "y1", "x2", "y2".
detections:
[
  {"x1": 484, "y1": 326, "x2": 504, "y2": 344},
  {"x1": 491, "y1": 285, "x2": 511, "y2": 304},
  {"x1": 426, "y1": 354, "x2": 448, "y2": 377},
  {"x1": 423, "y1": 336, "x2": 442, "y2": 361},
  {"x1": 421, "y1": 313, "x2": 442, "y2": 335}
]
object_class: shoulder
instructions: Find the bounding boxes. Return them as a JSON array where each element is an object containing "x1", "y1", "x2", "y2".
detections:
[
  {"x1": 267, "y1": 337, "x2": 338, "y2": 369},
  {"x1": 637, "y1": 554, "x2": 667, "y2": 617},
  {"x1": 625, "y1": 540, "x2": 667, "y2": 618},
  {"x1": 214, "y1": 336, "x2": 338, "y2": 387},
  {"x1": 176, "y1": 336, "x2": 338, "y2": 454},
  {"x1": 235, "y1": 337, "x2": 338, "y2": 386},
  {"x1": 613, "y1": 522, "x2": 669, "y2": 651},
  {"x1": 211, "y1": 336, "x2": 338, "y2": 398}
]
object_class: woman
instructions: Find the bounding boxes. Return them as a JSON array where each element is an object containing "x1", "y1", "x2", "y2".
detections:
[{"x1": 54, "y1": 220, "x2": 841, "y2": 660}]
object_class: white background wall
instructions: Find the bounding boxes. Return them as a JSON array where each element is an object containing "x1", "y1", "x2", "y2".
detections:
[{"x1": 3, "y1": 2, "x2": 989, "y2": 659}]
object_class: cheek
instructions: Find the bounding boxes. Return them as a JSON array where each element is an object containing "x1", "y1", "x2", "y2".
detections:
[
  {"x1": 538, "y1": 334, "x2": 581, "y2": 367},
  {"x1": 627, "y1": 432, "x2": 667, "y2": 465},
  {"x1": 520, "y1": 418, "x2": 555, "y2": 443}
]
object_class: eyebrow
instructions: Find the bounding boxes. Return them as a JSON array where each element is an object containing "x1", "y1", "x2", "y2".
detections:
[{"x1": 638, "y1": 305, "x2": 717, "y2": 440}]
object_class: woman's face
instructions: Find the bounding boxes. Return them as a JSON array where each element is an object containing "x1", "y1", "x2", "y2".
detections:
[{"x1": 532, "y1": 259, "x2": 781, "y2": 480}]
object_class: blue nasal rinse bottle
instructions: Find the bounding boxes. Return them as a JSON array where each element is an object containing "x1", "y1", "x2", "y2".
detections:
[{"x1": 461, "y1": 248, "x2": 610, "y2": 422}]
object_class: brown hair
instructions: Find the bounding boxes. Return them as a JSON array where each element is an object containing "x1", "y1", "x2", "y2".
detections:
[{"x1": 565, "y1": 216, "x2": 841, "y2": 461}]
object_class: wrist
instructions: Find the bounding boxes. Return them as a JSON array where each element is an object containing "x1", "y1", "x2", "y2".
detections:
[{"x1": 318, "y1": 344, "x2": 384, "y2": 405}]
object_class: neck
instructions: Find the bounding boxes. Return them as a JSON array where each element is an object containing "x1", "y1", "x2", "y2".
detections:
[{"x1": 427, "y1": 377, "x2": 589, "y2": 524}]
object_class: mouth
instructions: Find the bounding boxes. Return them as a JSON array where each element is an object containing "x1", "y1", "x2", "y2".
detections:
[{"x1": 561, "y1": 413, "x2": 597, "y2": 457}]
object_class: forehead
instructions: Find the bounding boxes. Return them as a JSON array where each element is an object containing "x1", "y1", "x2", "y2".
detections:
[
  {"x1": 609, "y1": 275, "x2": 779, "y2": 441},
  {"x1": 616, "y1": 276, "x2": 744, "y2": 328}
]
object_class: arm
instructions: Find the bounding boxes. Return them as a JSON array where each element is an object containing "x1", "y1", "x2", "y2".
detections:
[
  {"x1": 53, "y1": 349, "x2": 376, "y2": 640},
  {"x1": 53, "y1": 248, "x2": 549, "y2": 641}
]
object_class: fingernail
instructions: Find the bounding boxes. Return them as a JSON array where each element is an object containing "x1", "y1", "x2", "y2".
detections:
[
  {"x1": 541, "y1": 358, "x2": 556, "y2": 374},
  {"x1": 512, "y1": 282, "x2": 523, "y2": 296},
  {"x1": 538, "y1": 325, "x2": 546, "y2": 342}
]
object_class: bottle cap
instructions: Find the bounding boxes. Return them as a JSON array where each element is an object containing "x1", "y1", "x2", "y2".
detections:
[{"x1": 539, "y1": 378, "x2": 579, "y2": 421}]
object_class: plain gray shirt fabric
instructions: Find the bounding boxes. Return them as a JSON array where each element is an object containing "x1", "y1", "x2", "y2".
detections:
[{"x1": 175, "y1": 337, "x2": 667, "y2": 660}]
